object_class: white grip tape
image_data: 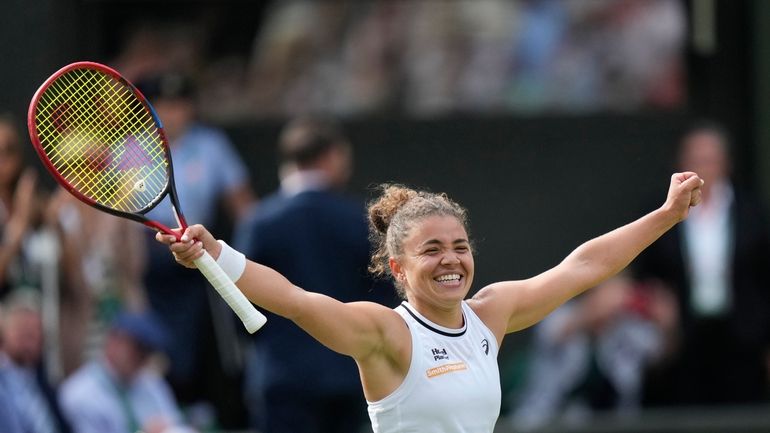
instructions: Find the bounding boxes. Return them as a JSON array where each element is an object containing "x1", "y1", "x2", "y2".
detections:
[{"x1": 193, "y1": 250, "x2": 267, "y2": 333}]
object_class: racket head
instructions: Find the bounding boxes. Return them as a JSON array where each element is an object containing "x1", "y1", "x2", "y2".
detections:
[{"x1": 27, "y1": 61, "x2": 182, "y2": 233}]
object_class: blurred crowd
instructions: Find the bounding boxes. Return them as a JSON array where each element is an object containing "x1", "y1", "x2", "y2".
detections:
[
  {"x1": 110, "y1": 0, "x2": 686, "y2": 122},
  {"x1": 508, "y1": 122, "x2": 770, "y2": 431},
  {"x1": 1, "y1": 1, "x2": 769, "y2": 433}
]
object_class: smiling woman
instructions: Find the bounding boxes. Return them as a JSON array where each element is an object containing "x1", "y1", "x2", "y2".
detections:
[
  {"x1": 367, "y1": 185, "x2": 473, "y2": 303},
  {"x1": 156, "y1": 171, "x2": 704, "y2": 433}
]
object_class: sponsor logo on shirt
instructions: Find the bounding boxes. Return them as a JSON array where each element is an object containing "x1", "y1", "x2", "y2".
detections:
[
  {"x1": 481, "y1": 339, "x2": 489, "y2": 355},
  {"x1": 426, "y1": 362, "x2": 468, "y2": 378},
  {"x1": 431, "y1": 348, "x2": 449, "y2": 361}
]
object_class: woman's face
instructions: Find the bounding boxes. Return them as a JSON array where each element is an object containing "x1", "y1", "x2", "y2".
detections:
[
  {"x1": 390, "y1": 215, "x2": 474, "y2": 310},
  {"x1": 105, "y1": 331, "x2": 150, "y2": 382}
]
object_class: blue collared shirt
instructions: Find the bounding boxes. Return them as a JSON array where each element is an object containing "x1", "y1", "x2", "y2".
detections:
[
  {"x1": 0, "y1": 353, "x2": 58, "y2": 433},
  {"x1": 59, "y1": 358, "x2": 186, "y2": 433}
]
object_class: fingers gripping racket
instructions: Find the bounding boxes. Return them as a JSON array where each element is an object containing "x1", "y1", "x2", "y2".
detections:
[{"x1": 27, "y1": 62, "x2": 266, "y2": 333}]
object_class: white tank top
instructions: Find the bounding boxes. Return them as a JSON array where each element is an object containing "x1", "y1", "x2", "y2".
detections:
[{"x1": 367, "y1": 301, "x2": 501, "y2": 433}]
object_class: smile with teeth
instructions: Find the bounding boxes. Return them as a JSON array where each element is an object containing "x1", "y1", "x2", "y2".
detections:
[{"x1": 435, "y1": 274, "x2": 462, "y2": 283}]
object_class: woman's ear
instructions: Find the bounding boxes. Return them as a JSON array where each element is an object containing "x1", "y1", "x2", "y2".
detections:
[{"x1": 388, "y1": 257, "x2": 403, "y2": 281}]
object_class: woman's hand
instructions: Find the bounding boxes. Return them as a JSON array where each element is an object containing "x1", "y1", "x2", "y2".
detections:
[
  {"x1": 662, "y1": 171, "x2": 704, "y2": 222},
  {"x1": 154, "y1": 224, "x2": 222, "y2": 268}
]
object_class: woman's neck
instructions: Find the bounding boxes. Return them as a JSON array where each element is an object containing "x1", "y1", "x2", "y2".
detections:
[{"x1": 405, "y1": 298, "x2": 465, "y2": 329}]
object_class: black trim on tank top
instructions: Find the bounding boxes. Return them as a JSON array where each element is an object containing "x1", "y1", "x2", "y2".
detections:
[{"x1": 401, "y1": 302, "x2": 467, "y2": 337}]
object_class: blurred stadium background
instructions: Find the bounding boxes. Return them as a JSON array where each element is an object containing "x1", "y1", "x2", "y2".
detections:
[{"x1": 2, "y1": 0, "x2": 770, "y2": 432}]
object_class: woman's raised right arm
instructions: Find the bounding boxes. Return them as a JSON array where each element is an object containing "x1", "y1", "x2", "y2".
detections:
[{"x1": 156, "y1": 225, "x2": 404, "y2": 361}]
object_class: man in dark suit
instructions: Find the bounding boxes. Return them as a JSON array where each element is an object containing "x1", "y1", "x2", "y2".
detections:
[
  {"x1": 634, "y1": 121, "x2": 770, "y2": 406},
  {"x1": 235, "y1": 116, "x2": 396, "y2": 433}
]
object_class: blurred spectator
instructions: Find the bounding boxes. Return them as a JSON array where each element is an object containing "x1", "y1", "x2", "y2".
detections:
[
  {"x1": 135, "y1": 71, "x2": 257, "y2": 427},
  {"x1": 0, "y1": 302, "x2": 25, "y2": 433},
  {"x1": 0, "y1": 119, "x2": 80, "y2": 397},
  {"x1": 0, "y1": 290, "x2": 72, "y2": 433},
  {"x1": 508, "y1": 275, "x2": 676, "y2": 431},
  {"x1": 59, "y1": 309, "x2": 195, "y2": 433},
  {"x1": 45, "y1": 190, "x2": 148, "y2": 377},
  {"x1": 235, "y1": 115, "x2": 397, "y2": 433},
  {"x1": 0, "y1": 115, "x2": 43, "y2": 298},
  {"x1": 634, "y1": 121, "x2": 770, "y2": 406},
  {"x1": 0, "y1": 116, "x2": 75, "y2": 409}
]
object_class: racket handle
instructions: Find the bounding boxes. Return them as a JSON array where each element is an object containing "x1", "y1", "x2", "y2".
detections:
[{"x1": 193, "y1": 250, "x2": 267, "y2": 333}]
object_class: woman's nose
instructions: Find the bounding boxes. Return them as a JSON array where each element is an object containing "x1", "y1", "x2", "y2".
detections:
[{"x1": 441, "y1": 253, "x2": 460, "y2": 265}]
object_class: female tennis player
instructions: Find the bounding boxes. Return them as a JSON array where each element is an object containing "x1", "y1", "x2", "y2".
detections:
[{"x1": 157, "y1": 171, "x2": 703, "y2": 433}]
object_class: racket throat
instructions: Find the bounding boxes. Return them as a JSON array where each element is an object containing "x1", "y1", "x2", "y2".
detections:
[{"x1": 171, "y1": 204, "x2": 188, "y2": 229}]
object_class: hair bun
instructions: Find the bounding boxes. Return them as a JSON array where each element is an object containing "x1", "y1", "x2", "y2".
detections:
[{"x1": 368, "y1": 184, "x2": 417, "y2": 236}]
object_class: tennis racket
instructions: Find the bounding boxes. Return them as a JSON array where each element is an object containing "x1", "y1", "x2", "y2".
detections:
[{"x1": 27, "y1": 61, "x2": 266, "y2": 333}]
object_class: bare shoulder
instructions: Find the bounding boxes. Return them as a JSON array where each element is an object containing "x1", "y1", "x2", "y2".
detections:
[
  {"x1": 470, "y1": 280, "x2": 530, "y2": 309},
  {"x1": 348, "y1": 301, "x2": 410, "y2": 356},
  {"x1": 374, "y1": 302, "x2": 410, "y2": 352},
  {"x1": 348, "y1": 300, "x2": 403, "y2": 322},
  {"x1": 468, "y1": 280, "x2": 529, "y2": 342}
]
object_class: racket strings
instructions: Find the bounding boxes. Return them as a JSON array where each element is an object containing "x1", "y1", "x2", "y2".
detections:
[
  {"x1": 34, "y1": 68, "x2": 169, "y2": 213},
  {"x1": 39, "y1": 72, "x2": 136, "y2": 197},
  {"x1": 39, "y1": 70, "x2": 167, "y2": 208},
  {"x1": 44, "y1": 72, "x2": 161, "y2": 204}
]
